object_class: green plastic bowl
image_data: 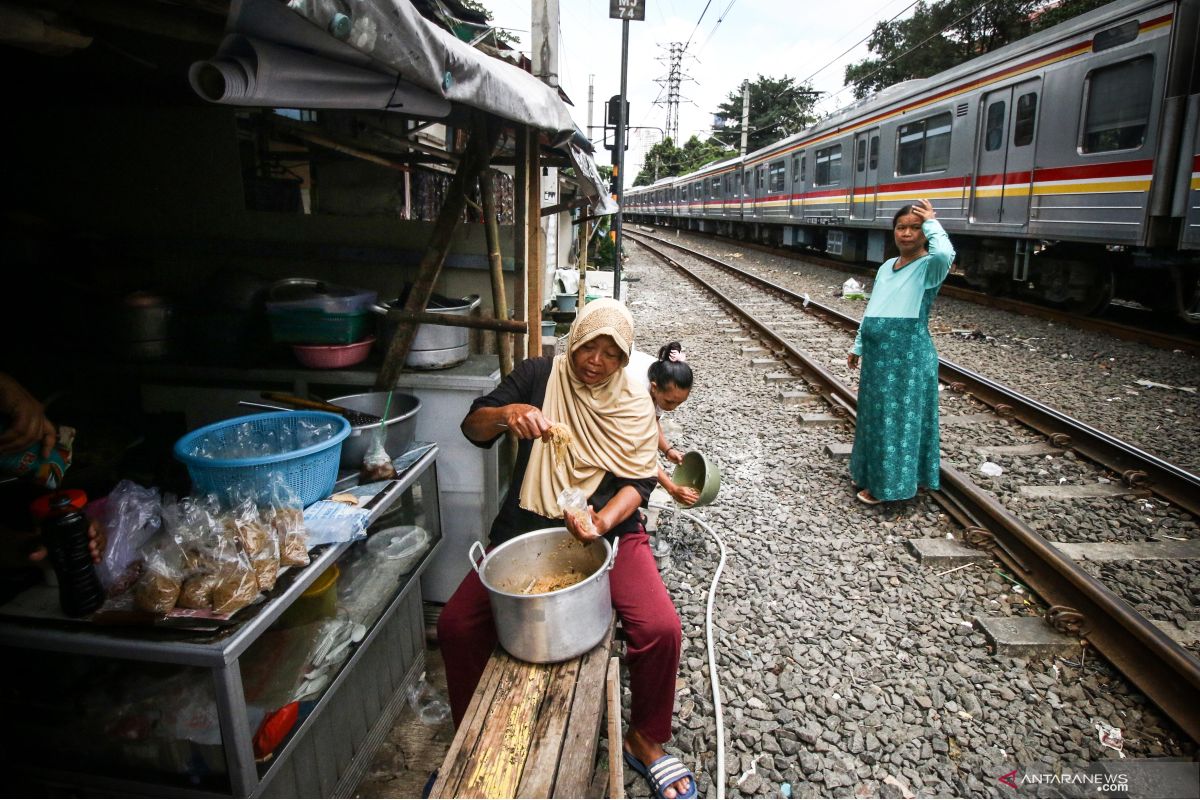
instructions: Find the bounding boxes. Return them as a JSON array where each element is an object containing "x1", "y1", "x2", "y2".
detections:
[{"x1": 672, "y1": 451, "x2": 721, "y2": 507}]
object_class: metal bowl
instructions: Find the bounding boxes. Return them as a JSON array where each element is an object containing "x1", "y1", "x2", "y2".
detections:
[{"x1": 326, "y1": 392, "x2": 421, "y2": 468}]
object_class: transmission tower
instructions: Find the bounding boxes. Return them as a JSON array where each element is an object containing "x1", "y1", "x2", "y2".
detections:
[{"x1": 653, "y1": 42, "x2": 692, "y2": 144}]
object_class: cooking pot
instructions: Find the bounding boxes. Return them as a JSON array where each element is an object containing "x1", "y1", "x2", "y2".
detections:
[
  {"x1": 469, "y1": 527, "x2": 616, "y2": 663},
  {"x1": 326, "y1": 392, "x2": 421, "y2": 469},
  {"x1": 376, "y1": 294, "x2": 481, "y2": 370},
  {"x1": 112, "y1": 291, "x2": 175, "y2": 361}
]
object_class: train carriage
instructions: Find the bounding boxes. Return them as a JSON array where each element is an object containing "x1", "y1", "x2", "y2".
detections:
[{"x1": 626, "y1": 0, "x2": 1200, "y2": 317}]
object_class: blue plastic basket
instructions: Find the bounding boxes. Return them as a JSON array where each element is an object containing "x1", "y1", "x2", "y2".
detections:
[{"x1": 173, "y1": 411, "x2": 351, "y2": 507}]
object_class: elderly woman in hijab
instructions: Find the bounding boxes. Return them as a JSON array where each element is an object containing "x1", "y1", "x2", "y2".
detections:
[{"x1": 440, "y1": 298, "x2": 695, "y2": 799}]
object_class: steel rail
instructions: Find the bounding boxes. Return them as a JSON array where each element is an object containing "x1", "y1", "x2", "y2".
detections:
[
  {"x1": 633, "y1": 225, "x2": 1200, "y2": 355},
  {"x1": 628, "y1": 233, "x2": 1200, "y2": 744},
  {"x1": 628, "y1": 231, "x2": 1200, "y2": 518}
]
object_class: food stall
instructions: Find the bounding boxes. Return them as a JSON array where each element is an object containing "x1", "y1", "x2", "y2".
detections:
[
  {"x1": 0, "y1": 0, "x2": 616, "y2": 793},
  {"x1": 0, "y1": 435, "x2": 441, "y2": 796}
]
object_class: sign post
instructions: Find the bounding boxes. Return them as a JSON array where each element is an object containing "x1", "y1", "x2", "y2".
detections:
[{"x1": 608, "y1": 0, "x2": 644, "y2": 302}]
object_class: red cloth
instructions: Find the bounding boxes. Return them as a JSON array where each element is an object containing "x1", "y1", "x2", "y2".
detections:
[{"x1": 438, "y1": 529, "x2": 681, "y2": 743}]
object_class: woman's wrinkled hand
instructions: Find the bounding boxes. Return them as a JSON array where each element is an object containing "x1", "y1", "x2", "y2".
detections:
[
  {"x1": 0, "y1": 374, "x2": 56, "y2": 458},
  {"x1": 502, "y1": 404, "x2": 553, "y2": 441},
  {"x1": 847, "y1": 353, "x2": 860, "y2": 370},
  {"x1": 911, "y1": 198, "x2": 935, "y2": 221},
  {"x1": 563, "y1": 505, "x2": 604, "y2": 543}
]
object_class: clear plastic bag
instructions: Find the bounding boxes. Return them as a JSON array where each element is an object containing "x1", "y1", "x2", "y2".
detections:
[
  {"x1": 360, "y1": 428, "x2": 396, "y2": 482},
  {"x1": 556, "y1": 487, "x2": 596, "y2": 537},
  {"x1": 842, "y1": 278, "x2": 866, "y2": 300},
  {"x1": 133, "y1": 538, "x2": 184, "y2": 614},
  {"x1": 226, "y1": 494, "x2": 279, "y2": 592},
  {"x1": 264, "y1": 472, "x2": 309, "y2": 567},
  {"x1": 405, "y1": 674, "x2": 450, "y2": 726},
  {"x1": 97, "y1": 481, "x2": 163, "y2": 596}
]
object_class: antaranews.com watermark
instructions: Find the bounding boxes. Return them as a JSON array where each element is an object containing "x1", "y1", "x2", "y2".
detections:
[{"x1": 996, "y1": 759, "x2": 1198, "y2": 798}]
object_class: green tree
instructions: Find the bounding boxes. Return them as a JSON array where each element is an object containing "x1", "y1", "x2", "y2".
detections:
[
  {"x1": 844, "y1": 0, "x2": 1110, "y2": 99},
  {"x1": 712, "y1": 75, "x2": 820, "y2": 154},
  {"x1": 632, "y1": 135, "x2": 734, "y2": 186},
  {"x1": 455, "y1": 0, "x2": 520, "y2": 46}
]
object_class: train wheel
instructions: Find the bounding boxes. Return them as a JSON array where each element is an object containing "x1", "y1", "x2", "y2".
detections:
[
  {"x1": 1148, "y1": 266, "x2": 1200, "y2": 324},
  {"x1": 1065, "y1": 266, "x2": 1114, "y2": 315}
]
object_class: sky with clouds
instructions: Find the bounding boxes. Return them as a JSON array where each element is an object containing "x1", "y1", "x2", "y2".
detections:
[{"x1": 484, "y1": 0, "x2": 922, "y2": 177}]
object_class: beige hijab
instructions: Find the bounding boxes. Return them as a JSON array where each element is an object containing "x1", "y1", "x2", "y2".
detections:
[{"x1": 519, "y1": 298, "x2": 659, "y2": 519}]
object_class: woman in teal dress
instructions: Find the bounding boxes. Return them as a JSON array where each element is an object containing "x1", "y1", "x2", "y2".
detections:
[{"x1": 847, "y1": 199, "x2": 955, "y2": 504}]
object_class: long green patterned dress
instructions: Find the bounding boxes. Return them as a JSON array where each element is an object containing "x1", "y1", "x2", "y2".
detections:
[{"x1": 849, "y1": 219, "x2": 954, "y2": 501}]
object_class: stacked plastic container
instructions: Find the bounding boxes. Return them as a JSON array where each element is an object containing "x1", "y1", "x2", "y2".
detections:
[{"x1": 266, "y1": 280, "x2": 378, "y2": 368}]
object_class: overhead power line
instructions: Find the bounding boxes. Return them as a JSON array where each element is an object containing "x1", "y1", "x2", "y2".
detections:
[
  {"x1": 799, "y1": 0, "x2": 921, "y2": 85},
  {"x1": 683, "y1": 0, "x2": 716, "y2": 52}
]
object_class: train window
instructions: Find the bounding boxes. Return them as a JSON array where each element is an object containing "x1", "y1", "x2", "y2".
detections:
[
  {"x1": 792, "y1": 154, "x2": 801, "y2": 183},
  {"x1": 801, "y1": 155, "x2": 807, "y2": 182},
  {"x1": 814, "y1": 145, "x2": 842, "y2": 186},
  {"x1": 869, "y1": 136, "x2": 879, "y2": 170},
  {"x1": 757, "y1": 166, "x2": 766, "y2": 190},
  {"x1": 985, "y1": 100, "x2": 1006, "y2": 151},
  {"x1": 768, "y1": 161, "x2": 786, "y2": 192},
  {"x1": 1014, "y1": 93, "x2": 1037, "y2": 147},
  {"x1": 1093, "y1": 20, "x2": 1138, "y2": 52},
  {"x1": 896, "y1": 111, "x2": 952, "y2": 175},
  {"x1": 1081, "y1": 56, "x2": 1153, "y2": 153},
  {"x1": 742, "y1": 170, "x2": 751, "y2": 195},
  {"x1": 710, "y1": 177, "x2": 720, "y2": 198},
  {"x1": 856, "y1": 139, "x2": 866, "y2": 172}
]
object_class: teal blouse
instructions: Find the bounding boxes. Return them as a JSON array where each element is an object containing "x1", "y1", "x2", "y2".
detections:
[{"x1": 851, "y1": 219, "x2": 955, "y2": 356}]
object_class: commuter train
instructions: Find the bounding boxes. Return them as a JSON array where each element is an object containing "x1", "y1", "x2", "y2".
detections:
[{"x1": 624, "y1": 0, "x2": 1200, "y2": 317}]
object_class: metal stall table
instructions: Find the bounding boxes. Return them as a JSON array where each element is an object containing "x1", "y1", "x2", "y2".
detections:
[{"x1": 0, "y1": 445, "x2": 441, "y2": 798}]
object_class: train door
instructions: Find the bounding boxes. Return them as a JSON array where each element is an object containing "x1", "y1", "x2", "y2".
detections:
[
  {"x1": 852, "y1": 129, "x2": 879, "y2": 219},
  {"x1": 972, "y1": 79, "x2": 1039, "y2": 224}
]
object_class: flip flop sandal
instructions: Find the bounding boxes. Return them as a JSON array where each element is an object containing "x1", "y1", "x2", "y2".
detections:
[
  {"x1": 857, "y1": 489, "x2": 883, "y2": 506},
  {"x1": 623, "y1": 751, "x2": 697, "y2": 799}
]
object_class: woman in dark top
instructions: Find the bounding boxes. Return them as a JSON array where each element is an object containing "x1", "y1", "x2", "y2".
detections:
[{"x1": 439, "y1": 299, "x2": 694, "y2": 799}]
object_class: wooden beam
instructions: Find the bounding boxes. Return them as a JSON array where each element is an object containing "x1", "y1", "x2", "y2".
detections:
[
  {"x1": 375, "y1": 113, "x2": 499, "y2": 389},
  {"x1": 514, "y1": 658, "x2": 583, "y2": 798},
  {"x1": 552, "y1": 628, "x2": 614, "y2": 797},
  {"x1": 271, "y1": 118, "x2": 411, "y2": 173},
  {"x1": 540, "y1": 197, "x2": 590, "y2": 217},
  {"x1": 379, "y1": 308, "x2": 527, "y2": 334},
  {"x1": 481, "y1": 169, "x2": 515, "y2": 376},
  {"x1": 606, "y1": 657, "x2": 624, "y2": 799}
]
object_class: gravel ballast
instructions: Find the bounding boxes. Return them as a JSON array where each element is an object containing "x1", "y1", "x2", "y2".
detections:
[{"x1": 619, "y1": 241, "x2": 1197, "y2": 799}]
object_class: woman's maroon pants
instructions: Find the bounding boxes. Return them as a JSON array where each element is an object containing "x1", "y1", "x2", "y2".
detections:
[{"x1": 437, "y1": 529, "x2": 681, "y2": 743}]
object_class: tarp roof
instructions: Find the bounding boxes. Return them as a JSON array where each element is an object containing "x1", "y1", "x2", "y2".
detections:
[{"x1": 190, "y1": 0, "x2": 614, "y2": 214}]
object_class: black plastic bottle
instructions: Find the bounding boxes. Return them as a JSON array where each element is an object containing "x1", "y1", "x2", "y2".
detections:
[{"x1": 32, "y1": 491, "x2": 104, "y2": 617}]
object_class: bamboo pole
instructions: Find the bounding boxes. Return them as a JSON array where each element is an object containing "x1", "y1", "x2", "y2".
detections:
[
  {"x1": 513, "y1": 126, "x2": 529, "y2": 363},
  {"x1": 577, "y1": 202, "x2": 589, "y2": 308},
  {"x1": 375, "y1": 114, "x2": 499, "y2": 389},
  {"x1": 525, "y1": 129, "x2": 543, "y2": 358},
  {"x1": 481, "y1": 170, "x2": 514, "y2": 376}
]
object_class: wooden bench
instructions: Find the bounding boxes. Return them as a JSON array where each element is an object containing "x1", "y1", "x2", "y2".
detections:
[{"x1": 430, "y1": 622, "x2": 624, "y2": 799}]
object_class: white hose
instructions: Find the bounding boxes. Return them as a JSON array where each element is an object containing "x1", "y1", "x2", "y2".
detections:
[{"x1": 650, "y1": 501, "x2": 728, "y2": 799}]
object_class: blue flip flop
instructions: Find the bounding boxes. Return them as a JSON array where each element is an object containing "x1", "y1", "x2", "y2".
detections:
[{"x1": 623, "y1": 750, "x2": 698, "y2": 799}]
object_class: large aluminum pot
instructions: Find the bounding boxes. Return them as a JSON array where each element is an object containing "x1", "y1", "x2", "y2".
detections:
[
  {"x1": 470, "y1": 527, "x2": 616, "y2": 663},
  {"x1": 378, "y1": 294, "x2": 481, "y2": 370},
  {"x1": 326, "y1": 392, "x2": 421, "y2": 468}
]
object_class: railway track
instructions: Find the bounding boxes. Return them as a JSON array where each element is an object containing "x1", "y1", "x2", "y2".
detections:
[
  {"x1": 625, "y1": 229, "x2": 1200, "y2": 744},
  {"x1": 635, "y1": 224, "x2": 1200, "y2": 356}
]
